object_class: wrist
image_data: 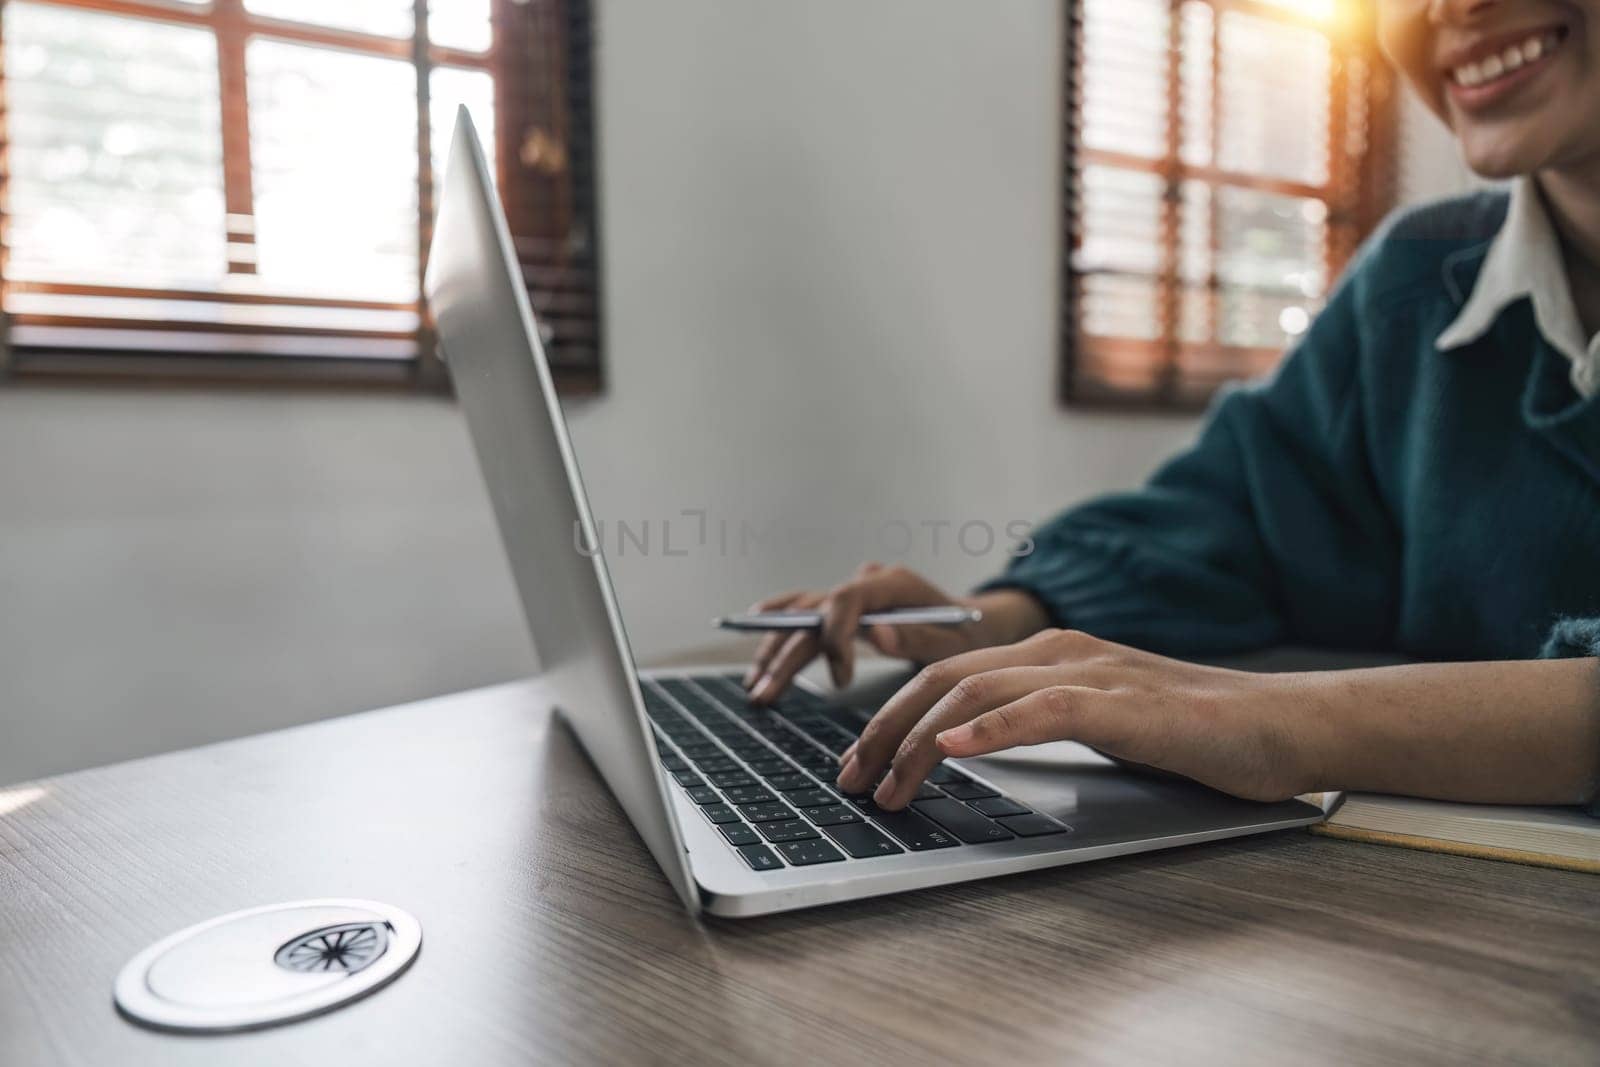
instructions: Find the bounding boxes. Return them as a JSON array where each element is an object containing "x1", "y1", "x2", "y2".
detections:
[
  {"x1": 965, "y1": 589, "x2": 1050, "y2": 648},
  {"x1": 1283, "y1": 671, "x2": 1356, "y2": 795}
]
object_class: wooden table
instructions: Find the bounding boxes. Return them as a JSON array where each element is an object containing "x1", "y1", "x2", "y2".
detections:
[{"x1": 2, "y1": 678, "x2": 1596, "y2": 1066}]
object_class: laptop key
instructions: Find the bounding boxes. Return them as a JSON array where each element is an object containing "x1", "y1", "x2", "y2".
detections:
[
  {"x1": 804, "y1": 731, "x2": 852, "y2": 755},
  {"x1": 784, "y1": 788, "x2": 837, "y2": 808},
  {"x1": 672, "y1": 771, "x2": 705, "y2": 788},
  {"x1": 869, "y1": 808, "x2": 959, "y2": 850},
  {"x1": 736, "y1": 844, "x2": 787, "y2": 870},
  {"x1": 774, "y1": 688, "x2": 825, "y2": 710},
  {"x1": 703, "y1": 804, "x2": 740, "y2": 825},
  {"x1": 739, "y1": 802, "x2": 795, "y2": 824},
  {"x1": 694, "y1": 756, "x2": 740, "y2": 774},
  {"x1": 765, "y1": 772, "x2": 814, "y2": 791},
  {"x1": 911, "y1": 798, "x2": 1014, "y2": 843},
  {"x1": 775, "y1": 838, "x2": 846, "y2": 866},
  {"x1": 800, "y1": 804, "x2": 863, "y2": 827},
  {"x1": 687, "y1": 786, "x2": 720, "y2": 805},
  {"x1": 940, "y1": 780, "x2": 1000, "y2": 801},
  {"x1": 926, "y1": 764, "x2": 964, "y2": 785},
  {"x1": 997, "y1": 813, "x2": 1072, "y2": 837},
  {"x1": 912, "y1": 782, "x2": 945, "y2": 800},
  {"x1": 823, "y1": 822, "x2": 904, "y2": 859},
  {"x1": 720, "y1": 822, "x2": 761, "y2": 846},
  {"x1": 737, "y1": 844, "x2": 784, "y2": 871},
  {"x1": 706, "y1": 771, "x2": 755, "y2": 789},
  {"x1": 722, "y1": 786, "x2": 775, "y2": 806},
  {"x1": 660, "y1": 754, "x2": 688, "y2": 772},
  {"x1": 757, "y1": 819, "x2": 821, "y2": 843},
  {"x1": 745, "y1": 757, "x2": 792, "y2": 776},
  {"x1": 969, "y1": 796, "x2": 1030, "y2": 818}
]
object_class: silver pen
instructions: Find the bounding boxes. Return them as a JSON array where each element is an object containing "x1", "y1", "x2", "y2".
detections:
[{"x1": 713, "y1": 605, "x2": 982, "y2": 632}]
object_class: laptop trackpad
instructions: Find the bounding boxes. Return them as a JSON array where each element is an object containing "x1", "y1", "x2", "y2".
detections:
[{"x1": 962, "y1": 742, "x2": 1319, "y2": 842}]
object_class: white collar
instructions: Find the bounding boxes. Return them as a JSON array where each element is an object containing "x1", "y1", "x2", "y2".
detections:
[{"x1": 1435, "y1": 176, "x2": 1600, "y2": 397}]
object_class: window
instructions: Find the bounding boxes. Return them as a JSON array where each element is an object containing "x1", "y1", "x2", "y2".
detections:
[
  {"x1": 1063, "y1": 0, "x2": 1396, "y2": 408},
  {"x1": 0, "y1": 0, "x2": 601, "y2": 392}
]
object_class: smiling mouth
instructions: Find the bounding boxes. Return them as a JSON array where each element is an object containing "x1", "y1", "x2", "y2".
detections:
[{"x1": 1448, "y1": 27, "x2": 1567, "y2": 89}]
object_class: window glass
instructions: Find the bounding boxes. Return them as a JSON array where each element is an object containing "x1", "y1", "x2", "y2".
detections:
[
  {"x1": 247, "y1": 39, "x2": 419, "y2": 301},
  {"x1": 244, "y1": 0, "x2": 414, "y2": 39},
  {"x1": 3, "y1": 2, "x2": 225, "y2": 288}
]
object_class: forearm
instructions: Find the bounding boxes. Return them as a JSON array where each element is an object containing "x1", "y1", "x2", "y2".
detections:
[{"x1": 1300, "y1": 657, "x2": 1600, "y2": 805}]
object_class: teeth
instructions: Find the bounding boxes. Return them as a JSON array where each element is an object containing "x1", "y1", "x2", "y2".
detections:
[{"x1": 1452, "y1": 31, "x2": 1561, "y2": 87}]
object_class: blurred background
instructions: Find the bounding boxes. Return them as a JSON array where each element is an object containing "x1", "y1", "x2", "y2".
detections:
[{"x1": 0, "y1": 0, "x2": 1476, "y2": 785}]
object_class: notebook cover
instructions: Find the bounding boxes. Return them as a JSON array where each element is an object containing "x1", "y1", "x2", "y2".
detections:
[{"x1": 1310, "y1": 822, "x2": 1600, "y2": 875}]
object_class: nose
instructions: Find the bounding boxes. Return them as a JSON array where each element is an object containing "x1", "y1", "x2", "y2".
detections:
[{"x1": 1426, "y1": 0, "x2": 1501, "y2": 24}]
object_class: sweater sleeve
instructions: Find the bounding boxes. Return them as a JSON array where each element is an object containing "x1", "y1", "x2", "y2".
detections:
[
  {"x1": 1541, "y1": 617, "x2": 1600, "y2": 660},
  {"x1": 981, "y1": 251, "x2": 1399, "y2": 657},
  {"x1": 1541, "y1": 620, "x2": 1600, "y2": 816}
]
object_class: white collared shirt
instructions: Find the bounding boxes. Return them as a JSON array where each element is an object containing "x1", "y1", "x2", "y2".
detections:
[{"x1": 1435, "y1": 175, "x2": 1600, "y2": 398}]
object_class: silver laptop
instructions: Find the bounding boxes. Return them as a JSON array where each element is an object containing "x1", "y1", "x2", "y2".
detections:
[{"x1": 425, "y1": 110, "x2": 1324, "y2": 918}]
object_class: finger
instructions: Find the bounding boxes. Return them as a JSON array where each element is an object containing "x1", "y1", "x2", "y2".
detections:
[
  {"x1": 750, "y1": 590, "x2": 806, "y2": 613},
  {"x1": 818, "y1": 588, "x2": 865, "y2": 690},
  {"x1": 744, "y1": 631, "x2": 790, "y2": 688},
  {"x1": 743, "y1": 591, "x2": 818, "y2": 687},
  {"x1": 750, "y1": 630, "x2": 819, "y2": 705},
  {"x1": 873, "y1": 665, "x2": 1073, "y2": 808},
  {"x1": 936, "y1": 685, "x2": 1123, "y2": 758},
  {"x1": 819, "y1": 564, "x2": 946, "y2": 689},
  {"x1": 837, "y1": 634, "x2": 1062, "y2": 793},
  {"x1": 865, "y1": 624, "x2": 900, "y2": 658},
  {"x1": 866, "y1": 622, "x2": 973, "y2": 666}
]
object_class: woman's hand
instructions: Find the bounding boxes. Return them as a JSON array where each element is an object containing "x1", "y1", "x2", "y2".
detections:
[
  {"x1": 838, "y1": 629, "x2": 1600, "y2": 813},
  {"x1": 742, "y1": 563, "x2": 1048, "y2": 704},
  {"x1": 838, "y1": 628, "x2": 1314, "y2": 808}
]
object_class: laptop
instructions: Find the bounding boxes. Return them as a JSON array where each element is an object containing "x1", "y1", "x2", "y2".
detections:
[{"x1": 425, "y1": 110, "x2": 1325, "y2": 918}]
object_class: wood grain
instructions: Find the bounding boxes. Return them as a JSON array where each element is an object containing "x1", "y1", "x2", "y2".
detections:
[{"x1": 1, "y1": 679, "x2": 1596, "y2": 1067}]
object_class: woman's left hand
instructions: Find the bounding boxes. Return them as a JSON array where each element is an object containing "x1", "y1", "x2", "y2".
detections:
[{"x1": 836, "y1": 628, "x2": 1319, "y2": 809}]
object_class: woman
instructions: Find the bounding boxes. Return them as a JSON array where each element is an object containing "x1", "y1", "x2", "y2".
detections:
[{"x1": 744, "y1": 0, "x2": 1600, "y2": 815}]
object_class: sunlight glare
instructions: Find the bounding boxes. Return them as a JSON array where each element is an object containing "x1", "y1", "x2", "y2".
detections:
[
  {"x1": 0, "y1": 786, "x2": 46, "y2": 818},
  {"x1": 1257, "y1": 0, "x2": 1337, "y2": 22}
]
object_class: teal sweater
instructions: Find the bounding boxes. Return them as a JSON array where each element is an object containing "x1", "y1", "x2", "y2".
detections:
[{"x1": 985, "y1": 192, "x2": 1600, "y2": 671}]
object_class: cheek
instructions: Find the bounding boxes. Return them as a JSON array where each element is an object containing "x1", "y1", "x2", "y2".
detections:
[{"x1": 1378, "y1": 9, "x2": 1449, "y2": 124}]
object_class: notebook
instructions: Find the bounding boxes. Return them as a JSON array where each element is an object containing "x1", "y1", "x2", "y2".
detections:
[{"x1": 1312, "y1": 794, "x2": 1600, "y2": 874}]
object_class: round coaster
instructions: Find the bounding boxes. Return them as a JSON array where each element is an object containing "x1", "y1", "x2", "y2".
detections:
[{"x1": 113, "y1": 899, "x2": 421, "y2": 1033}]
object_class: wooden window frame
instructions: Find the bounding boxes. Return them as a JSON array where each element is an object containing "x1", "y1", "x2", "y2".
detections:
[
  {"x1": 1060, "y1": 0, "x2": 1398, "y2": 411},
  {"x1": 0, "y1": 0, "x2": 602, "y2": 394}
]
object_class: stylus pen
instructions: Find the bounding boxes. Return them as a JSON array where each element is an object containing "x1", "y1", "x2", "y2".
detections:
[{"x1": 713, "y1": 605, "x2": 983, "y2": 632}]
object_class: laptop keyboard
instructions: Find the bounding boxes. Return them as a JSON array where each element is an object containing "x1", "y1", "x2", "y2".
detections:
[{"x1": 642, "y1": 675, "x2": 1069, "y2": 873}]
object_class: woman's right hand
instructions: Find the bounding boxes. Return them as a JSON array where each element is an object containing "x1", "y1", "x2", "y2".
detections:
[{"x1": 741, "y1": 562, "x2": 1049, "y2": 704}]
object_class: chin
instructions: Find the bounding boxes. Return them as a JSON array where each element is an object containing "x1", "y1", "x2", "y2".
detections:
[
  {"x1": 1457, "y1": 134, "x2": 1549, "y2": 181},
  {"x1": 1462, "y1": 152, "x2": 1534, "y2": 180}
]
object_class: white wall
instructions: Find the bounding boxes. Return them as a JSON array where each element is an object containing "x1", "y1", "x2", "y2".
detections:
[
  {"x1": 567, "y1": 0, "x2": 1197, "y2": 658},
  {"x1": 0, "y1": 0, "x2": 1459, "y2": 785},
  {"x1": 1398, "y1": 90, "x2": 1481, "y2": 205}
]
